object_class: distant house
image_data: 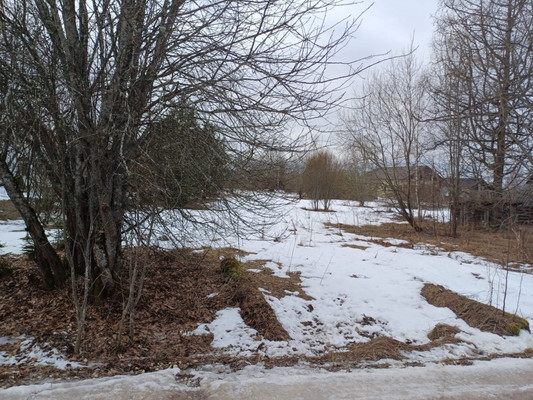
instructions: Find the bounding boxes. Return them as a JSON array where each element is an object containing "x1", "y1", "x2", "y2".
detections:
[
  {"x1": 450, "y1": 178, "x2": 533, "y2": 227},
  {"x1": 368, "y1": 165, "x2": 444, "y2": 205},
  {"x1": 442, "y1": 178, "x2": 486, "y2": 225},
  {"x1": 512, "y1": 182, "x2": 533, "y2": 225},
  {"x1": 441, "y1": 178, "x2": 481, "y2": 199}
]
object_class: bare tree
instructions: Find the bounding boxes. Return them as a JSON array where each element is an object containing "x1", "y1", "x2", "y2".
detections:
[
  {"x1": 0, "y1": 87, "x2": 66, "y2": 288},
  {"x1": 428, "y1": 26, "x2": 473, "y2": 237},
  {"x1": 0, "y1": 1, "x2": 381, "y2": 351},
  {"x1": 343, "y1": 47, "x2": 429, "y2": 231},
  {"x1": 339, "y1": 149, "x2": 376, "y2": 206},
  {"x1": 302, "y1": 150, "x2": 341, "y2": 211},
  {"x1": 434, "y1": 0, "x2": 533, "y2": 227},
  {"x1": 0, "y1": 0, "x2": 371, "y2": 286},
  {"x1": 228, "y1": 149, "x2": 292, "y2": 193}
]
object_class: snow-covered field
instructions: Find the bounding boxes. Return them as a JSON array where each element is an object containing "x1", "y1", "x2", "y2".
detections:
[{"x1": 1, "y1": 196, "x2": 533, "y2": 398}]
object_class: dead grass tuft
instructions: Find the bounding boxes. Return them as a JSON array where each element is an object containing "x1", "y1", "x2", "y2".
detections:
[
  {"x1": 519, "y1": 348, "x2": 533, "y2": 357},
  {"x1": 427, "y1": 323, "x2": 461, "y2": 341},
  {"x1": 341, "y1": 243, "x2": 368, "y2": 251},
  {"x1": 220, "y1": 257, "x2": 246, "y2": 280},
  {"x1": 232, "y1": 283, "x2": 291, "y2": 341},
  {"x1": 347, "y1": 336, "x2": 410, "y2": 361},
  {"x1": 421, "y1": 283, "x2": 530, "y2": 336}
]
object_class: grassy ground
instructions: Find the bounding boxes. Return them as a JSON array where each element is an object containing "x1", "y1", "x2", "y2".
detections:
[{"x1": 327, "y1": 220, "x2": 533, "y2": 271}]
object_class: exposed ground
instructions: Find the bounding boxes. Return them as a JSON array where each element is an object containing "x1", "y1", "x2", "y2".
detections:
[
  {"x1": 327, "y1": 219, "x2": 533, "y2": 271},
  {"x1": 1, "y1": 245, "x2": 531, "y2": 389},
  {"x1": 0, "y1": 247, "x2": 301, "y2": 387},
  {"x1": 1, "y1": 200, "x2": 532, "y2": 390}
]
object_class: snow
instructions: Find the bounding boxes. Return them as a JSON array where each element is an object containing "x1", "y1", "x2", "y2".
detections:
[
  {"x1": 0, "y1": 186, "x2": 8, "y2": 201},
  {"x1": 0, "y1": 336, "x2": 83, "y2": 370},
  {"x1": 174, "y1": 199, "x2": 532, "y2": 361},
  {"x1": 0, "y1": 220, "x2": 27, "y2": 254},
  {"x1": 191, "y1": 308, "x2": 260, "y2": 352},
  {"x1": 1, "y1": 197, "x2": 533, "y2": 398},
  {"x1": 2, "y1": 358, "x2": 533, "y2": 399}
]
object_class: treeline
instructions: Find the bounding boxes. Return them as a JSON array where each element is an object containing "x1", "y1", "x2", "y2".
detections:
[
  {"x1": 340, "y1": 0, "x2": 533, "y2": 233},
  {"x1": 229, "y1": 150, "x2": 376, "y2": 207}
]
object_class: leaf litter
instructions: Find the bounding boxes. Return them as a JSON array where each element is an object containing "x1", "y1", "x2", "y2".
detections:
[{"x1": 1, "y1": 199, "x2": 533, "y2": 390}]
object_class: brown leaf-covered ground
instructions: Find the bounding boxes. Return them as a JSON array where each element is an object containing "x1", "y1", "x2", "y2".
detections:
[
  {"x1": 1, "y1": 203, "x2": 533, "y2": 389},
  {"x1": 2, "y1": 244, "x2": 530, "y2": 390},
  {"x1": 0, "y1": 247, "x2": 306, "y2": 387}
]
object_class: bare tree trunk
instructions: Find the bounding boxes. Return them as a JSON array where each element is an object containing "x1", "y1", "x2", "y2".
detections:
[
  {"x1": 0, "y1": 159, "x2": 64, "y2": 288},
  {"x1": 434, "y1": 0, "x2": 533, "y2": 229},
  {"x1": 117, "y1": 208, "x2": 153, "y2": 349}
]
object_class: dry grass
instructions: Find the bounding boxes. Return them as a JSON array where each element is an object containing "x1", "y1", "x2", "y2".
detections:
[
  {"x1": 232, "y1": 282, "x2": 291, "y2": 341},
  {"x1": 341, "y1": 243, "x2": 368, "y2": 251},
  {"x1": 427, "y1": 323, "x2": 461, "y2": 341},
  {"x1": 315, "y1": 332, "x2": 467, "y2": 369},
  {"x1": 196, "y1": 248, "x2": 314, "y2": 301},
  {"x1": 327, "y1": 220, "x2": 533, "y2": 268},
  {"x1": 246, "y1": 261, "x2": 314, "y2": 301},
  {"x1": 421, "y1": 283, "x2": 530, "y2": 336},
  {"x1": 347, "y1": 336, "x2": 410, "y2": 361}
]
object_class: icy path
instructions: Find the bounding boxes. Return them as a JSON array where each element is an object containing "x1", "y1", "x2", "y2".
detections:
[{"x1": 2, "y1": 358, "x2": 533, "y2": 399}]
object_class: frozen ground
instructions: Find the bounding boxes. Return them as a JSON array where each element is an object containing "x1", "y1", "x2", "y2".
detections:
[
  {"x1": 1, "y1": 194, "x2": 532, "y2": 398},
  {"x1": 2, "y1": 358, "x2": 533, "y2": 399}
]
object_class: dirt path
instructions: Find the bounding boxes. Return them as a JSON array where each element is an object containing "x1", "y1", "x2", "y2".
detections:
[{"x1": 2, "y1": 358, "x2": 533, "y2": 399}]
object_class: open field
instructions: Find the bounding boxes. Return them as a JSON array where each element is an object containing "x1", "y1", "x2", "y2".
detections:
[{"x1": 1, "y1": 198, "x2": 532, "y2": 397}]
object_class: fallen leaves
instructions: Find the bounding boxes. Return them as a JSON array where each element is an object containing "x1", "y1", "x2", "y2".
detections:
[{"x1": 0, "y1": 248, "x2": 305, "y2": 387}]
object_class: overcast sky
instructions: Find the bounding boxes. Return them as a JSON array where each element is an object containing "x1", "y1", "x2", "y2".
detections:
[
  {"x1": 315, "y1": 0, "x2": 439, "y2": 145},
  {"x1": 351, "y1": 0, "x2": 438, "y2": 62}
]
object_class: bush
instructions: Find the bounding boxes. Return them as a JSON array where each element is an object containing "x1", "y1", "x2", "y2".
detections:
[
  {"x1": 302, "y1": 151, "x2": 341, "y2": 211},
  {"x1": 134, "y1": 103, "x2": 229, "y2": 208},
  {"x1": 220, "y1": 257, "x2": 246, "y2": 280}
]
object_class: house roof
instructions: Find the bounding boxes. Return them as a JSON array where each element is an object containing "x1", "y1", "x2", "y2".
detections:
[
  {"x1": 459, "y1": 178, "x2": 480, "y2": 190},
  {"x1": 370, "y1": 166, "x2": 443, "y2": 181},
  {"x1": 515, "y1": 184, "x2": 533, "y2": 207}
]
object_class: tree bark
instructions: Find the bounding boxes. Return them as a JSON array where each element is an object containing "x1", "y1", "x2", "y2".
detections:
[{"x1": 0, "y1": 159, "x2": 65, "y2": 288}]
